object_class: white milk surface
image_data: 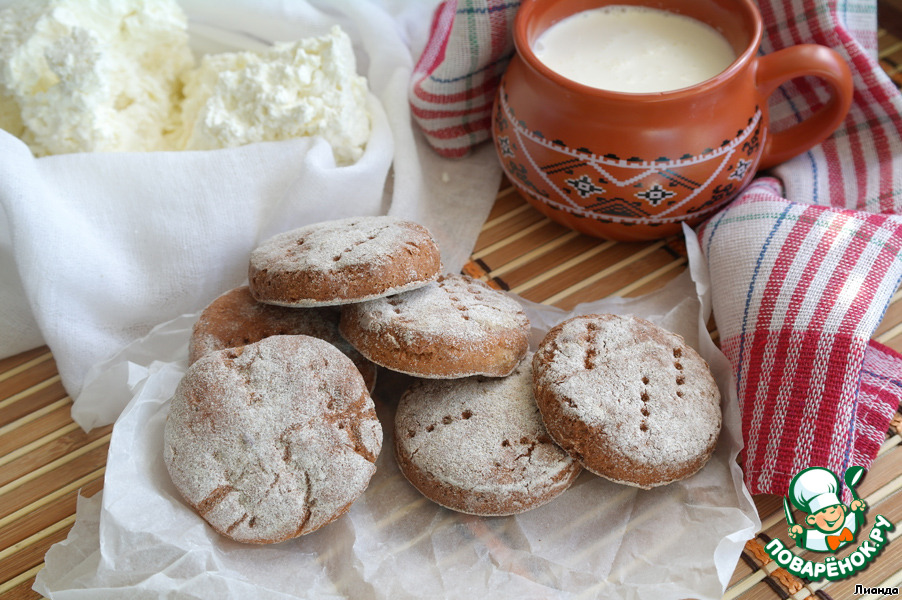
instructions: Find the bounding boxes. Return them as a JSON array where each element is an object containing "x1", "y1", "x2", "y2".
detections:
[{"x1": 533, "y1": 5, "x2": 736, "y2": 93}]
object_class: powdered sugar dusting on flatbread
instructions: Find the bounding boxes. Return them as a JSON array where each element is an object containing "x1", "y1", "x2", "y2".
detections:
[
  {"x1": 164, "y1": 335, "x2": 382, "y2": 544},
  {"x1": 190, "y1": 287, "x2": 347, "y2": 360},
  {"x1": 351, "y1": 274, "x2": 528, "y2": 347},
  {"x1": 534, "y1": 314, "x2": 720, "y2": 468},
  {"x1": 189, "y1": 286, "x2": 377, "y2": 390},
  {"x1": 248, "y1": 216, "x2": 442, "y2": 306},
  {"x1": 251, "y1": 215, "x2": 434, "y2": 273},
  {"x1": 395, "y1": 356, "x2": 579, "y2": 513},
  {"x1": 257, "y1": 277, "x2": 438, "y2": 308}
]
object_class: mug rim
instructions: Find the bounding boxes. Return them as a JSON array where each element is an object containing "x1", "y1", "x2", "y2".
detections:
[{"x1": 513, "y1": 0, "x2": 764, "y2": 100}]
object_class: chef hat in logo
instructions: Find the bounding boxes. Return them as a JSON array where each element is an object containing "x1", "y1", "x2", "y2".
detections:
[{"x1": 789, "y1": 467, "x2": 843, "y2": 514}]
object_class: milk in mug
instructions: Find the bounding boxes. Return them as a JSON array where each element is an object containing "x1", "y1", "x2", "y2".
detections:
[{"x1": 533, "y1": 5, "x2": 737, "y2": 93}]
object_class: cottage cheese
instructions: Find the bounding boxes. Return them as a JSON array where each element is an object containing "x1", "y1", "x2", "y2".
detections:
[
  {"x1": 0, "y1": 1, "x2": 371, "y2": 164},
  {"x1": 178, "y1": 26, "x2": 370, "y2": 165},
  {"x1": 0, "y1": 0, "x2": 193, "y2": 156}
]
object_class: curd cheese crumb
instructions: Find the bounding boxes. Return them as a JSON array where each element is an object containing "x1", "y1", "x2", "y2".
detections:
[
  {"x1": 0, "y1": 0, "x2": 194, "y2": 156},
  {"x1": 0, "y1": 2, "x2": 371, "y2": 164},
  {"x1": 178, "y1": 26, "x2": 370, "y2": 165}
]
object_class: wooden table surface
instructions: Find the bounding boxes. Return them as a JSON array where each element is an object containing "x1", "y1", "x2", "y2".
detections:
[{"x1": 3, "y1": 14, "x2": 902, "y2": 600}]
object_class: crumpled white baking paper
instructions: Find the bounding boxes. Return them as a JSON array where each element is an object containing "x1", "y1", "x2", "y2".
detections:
[{"x1": 35, "y1": 226, "x2": 759, "y2": 600}]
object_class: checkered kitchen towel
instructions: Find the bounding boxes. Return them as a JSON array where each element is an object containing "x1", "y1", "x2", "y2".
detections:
[
  {"x1": 410, "y1": 0, "x2": 902, "y2": 498},
  {"x1": 698, "y1": 0, "x2": 902, "y2": 497},
  {"x1": 409, "y1": 0, "x2": 519, "y2": 157}
]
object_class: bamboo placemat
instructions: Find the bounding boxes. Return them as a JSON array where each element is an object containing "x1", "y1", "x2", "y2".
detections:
[{"x1": 3, "y1": 22, "x2": 902, "y2": 600}]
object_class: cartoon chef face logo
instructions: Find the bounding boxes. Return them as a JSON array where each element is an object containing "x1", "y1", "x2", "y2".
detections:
[
  {"x1": 769, "y1": 466, "x2": 893, "y2": 581},
  {"x1": 807, "y1": 504, "x2": 850, "y2": 533},
  {"x1": 784, "y1": 467, "x2": 867, "y2": 553}
]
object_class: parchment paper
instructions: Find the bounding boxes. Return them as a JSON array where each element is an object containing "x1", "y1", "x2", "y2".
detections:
[{"x1": 35, "y1": 226, "x2": 759, "y2": 600}]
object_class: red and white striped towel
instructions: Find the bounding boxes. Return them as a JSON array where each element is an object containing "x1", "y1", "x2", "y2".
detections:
[
  {"x1": 409, "y1": 0, "x2": 519, "y2": 158},
  {"x1": 698, "y1": 182, "x2": 902, "y2": 497},
  {"x1": 697, "y1": 0, "x2": 902, "y2": 497},
  {"x1": 411, "y1": 0, "x2": 902, "y2": 498}
]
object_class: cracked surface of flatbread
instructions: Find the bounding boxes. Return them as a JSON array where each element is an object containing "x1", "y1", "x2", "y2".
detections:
[
  {"x1": 248, "y1": 216, "x2": 441, "y2": 306},
  {"x1": 394, "y1": 356, "x2": 581, "y2": 516},
  {"x1": 164, "y1": 335, "x2": 382, "y2": 544},
  {"x1": 532, "y1": 313, "x2": 721, "y2": 489}
]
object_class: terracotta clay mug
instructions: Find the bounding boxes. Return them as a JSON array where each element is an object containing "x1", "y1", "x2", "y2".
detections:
[{"x1": 491, "y1": 0, "x2": 854, "y2": 241}]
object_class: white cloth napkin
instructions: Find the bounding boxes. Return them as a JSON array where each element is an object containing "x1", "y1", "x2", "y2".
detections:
[{"x1": 0, "y1": 0, "x2": 503, "y2": 398}]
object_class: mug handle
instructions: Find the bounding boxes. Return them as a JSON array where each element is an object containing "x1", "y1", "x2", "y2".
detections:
[{"x1": 754, "y1": 44, "x2": 854, "y2": 170}]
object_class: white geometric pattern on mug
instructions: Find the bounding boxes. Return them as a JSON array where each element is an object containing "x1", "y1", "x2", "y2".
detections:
[
  {"x1": 636, "y1": 184, "x2": 677, "y2": 206},
  {"x1": 565, "y1": 174, "x2": 606, "y2": 198},
  {"x1": 729, "y1": 159, "x2": 752, "y2": 181},
  {"x1": 498, "y1": 87, "x2": 764, "y2": 223},
  {"x1": 497, "y1": 136, "x2": 515, "y2": 158}
]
